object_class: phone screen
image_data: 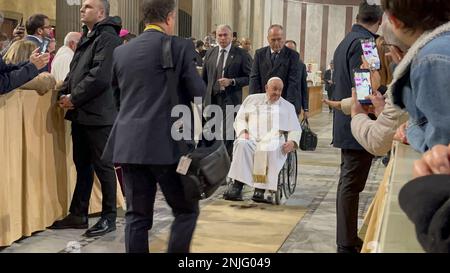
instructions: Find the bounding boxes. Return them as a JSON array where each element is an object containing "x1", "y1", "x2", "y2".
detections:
[
  {"x1": 354, "y1": 71, "x2": 372, "y2": 103},
  {"x1": 361, "y1": 39, "x2": 381, "y2": 70},
  {"x1": 40, "y1": 39, "x2": 50, "y2": 54}
]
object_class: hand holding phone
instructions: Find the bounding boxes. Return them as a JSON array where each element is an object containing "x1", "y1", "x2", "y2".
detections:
[
  {"x1": 361, "y1": 38, "x2": 381, "y2": 70},
  {"x1": 353, "y1": 69, "x2": 372, "y2": 105},
  {"x1": 40, "y1": 38, "x2": 51, "y2": 54}
]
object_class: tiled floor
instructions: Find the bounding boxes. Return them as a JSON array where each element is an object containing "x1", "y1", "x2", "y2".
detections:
[{"x1": 0, "y1": 108, "x2": 385, "y2": 253}]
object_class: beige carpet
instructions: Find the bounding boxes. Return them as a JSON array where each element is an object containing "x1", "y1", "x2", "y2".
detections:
[{"x1": 150, "y1": 200, "x2": 307, "y2": 253}]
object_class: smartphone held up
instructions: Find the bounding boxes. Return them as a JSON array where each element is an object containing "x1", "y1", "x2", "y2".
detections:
[
  {"x1": 361, "y1": 38, "x2": 381, "y2": 71},
  {"x1": 353, "y1": 69, "x2": 372, "y2": 105}
]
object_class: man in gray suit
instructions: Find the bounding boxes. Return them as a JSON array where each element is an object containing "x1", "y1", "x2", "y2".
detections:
[
  {"x1": 202, "y1": 24, "x2": 252, "y2": 158},
  {"x1": 103, "y1": 0, "x2": 206, "y2": 253}
]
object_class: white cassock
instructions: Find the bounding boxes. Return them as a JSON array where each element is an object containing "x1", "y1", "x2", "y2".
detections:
[
  {"x1": 228, "y1": 94, "x2": 302, "y2": 191},
  {"x1": 51, "y1": 46, "x2": 75, "y2": 82}
]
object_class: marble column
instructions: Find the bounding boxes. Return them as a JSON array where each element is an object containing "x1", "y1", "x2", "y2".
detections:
[
  {"x1": 211, "y1": 0, "x2": 234, "y2": 30},
  {"x1": 252, "y1": 0, "x2": 266, "y2": 50},
  {"x1": 192, "y1": 0, "x2": 208, "y2": 40},
  {"x1": 56, "y1": 0, "x2": 82, "y2": 48},
  {"x1": 236, "y1": 0, "x2": 252, "y2": 39},
  {"x1": 118, "y1": 0, "x2": 142, "y2": 35}
]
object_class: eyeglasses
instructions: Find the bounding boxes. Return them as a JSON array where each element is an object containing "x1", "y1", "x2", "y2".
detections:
[{"x1": 42, "y1": 25, "x2": 53, "y2": 30}]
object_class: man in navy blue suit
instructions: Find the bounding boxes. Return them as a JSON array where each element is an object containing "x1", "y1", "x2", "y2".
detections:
[{"x1": 103, "y1": 0, "x2": 206, "y2": 253}]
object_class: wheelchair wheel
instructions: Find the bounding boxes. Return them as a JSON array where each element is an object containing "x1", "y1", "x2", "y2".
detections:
[
  {"x1": 275, "y1": 163, "x2": 287, "y2": 205},
  {"x1": 285, "y1": 151, "x2": 298, "y2": 197}
]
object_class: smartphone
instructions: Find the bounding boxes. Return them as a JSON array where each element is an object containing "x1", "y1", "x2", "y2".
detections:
[
  {"x1": 361, "y1": 38, "x2": 381, "y2": 70},
  {"x1": 40, "y1": 37, "x2": 50, "y2": 54},
  {"x1": 353, "y1": 69, "x2": 372, "y2": 105}
]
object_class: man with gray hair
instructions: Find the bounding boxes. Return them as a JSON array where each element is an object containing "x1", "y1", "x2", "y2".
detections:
[
  {"x1": 250, "y1": 24, "x2": 302, "y2": 114},
  {"x1": 50, "y1": 0, "x2": 123, "y2": 238},
  {"x1": 51, "y1": 32, "x2": 82, "y2": 81},
  {"x1": 202, "y1": 24, "x2": 252, "y2": 158}
]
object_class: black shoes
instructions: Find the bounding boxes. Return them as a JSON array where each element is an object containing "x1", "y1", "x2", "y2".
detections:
[
  {"x1": 223, "y1": 181, "x2": 244, "y2": 201},
  {"x1": 337, "y1": 238, "x2": 364, "y2": 253},
  {"x1": 49, "y1": 215, "x2": 116, "y2": 238},
  {"x1": 48, "y1": 214, "x2": 88, "y2": 230},
  {"x1": 84, "y1": 218, "x2": 116, "y2": 238},
  {"x1": 251, "y1": 189, "x2": 272, "y2": 204}
]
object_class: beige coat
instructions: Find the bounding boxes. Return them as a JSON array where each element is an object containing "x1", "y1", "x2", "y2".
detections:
[
  {"x1": 340, "y1": 95, "x2": 409, "y2": 156},
  {"x1": 20, "y1": 72, "x2": 56, "y2": 95}
]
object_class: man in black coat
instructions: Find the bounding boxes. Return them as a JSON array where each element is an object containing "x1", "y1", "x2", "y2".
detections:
[
  {"x1": 323, "y1": 60, "x2": 335, "y2": 113},
  {"x1": 285, "y1": 40, "x2": 309, "y2": 118},
  {"x1": 50, "y1": 0, "x2": 123, "y2": 238},
  {"x1": 103, "y1": 0, "x2": 206, "y2": 253},
  {"x1": 0, "y1": 12, "x2": 50, "y2": 94},
  {"x1": 332, "y1": 1, "x2": 382, "y2": 253},
  {"x1": 202, "y1": 24, "x2": 252, "y2": 157},
  {"x1": 250, "y1": 24, "x2": 301, "y2": 114}
]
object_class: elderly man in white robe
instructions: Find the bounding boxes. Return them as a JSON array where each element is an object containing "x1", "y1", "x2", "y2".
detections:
[{"x1": 224, "y1": 77, "x2": 302, "y2": 203}]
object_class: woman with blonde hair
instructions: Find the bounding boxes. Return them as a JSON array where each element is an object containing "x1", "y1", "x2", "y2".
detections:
[
  {"x1": 3, "y1": 40, "x2": 38, "y2": 64},
  {"x1": 3, "y1": 39, "x2": 55, "y2": 94}
]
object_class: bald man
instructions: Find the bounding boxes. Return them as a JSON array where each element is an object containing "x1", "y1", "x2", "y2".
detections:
[
  {"x1": 51, "y1": 32, "x2": 82, "y2": 81},
  {"x1": 225, "y1": 77, "x2": 301, "y2": 202}
]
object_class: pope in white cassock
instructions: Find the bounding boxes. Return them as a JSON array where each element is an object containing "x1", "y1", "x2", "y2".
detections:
[{"x1": 224, "y1": 77, "x2": 302, "y2": 203}]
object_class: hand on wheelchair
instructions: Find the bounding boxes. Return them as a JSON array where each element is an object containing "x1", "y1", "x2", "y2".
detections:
[{"x1": 282, "y1": 141, "x2": 296, "y2": 155}]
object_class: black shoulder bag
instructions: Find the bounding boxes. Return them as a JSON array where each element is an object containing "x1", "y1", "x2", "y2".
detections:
[
  {"x1": 162, "y1": 35, "x2": 231, "y2": 201},
  {"x1": 300, "y1": 118, "x2": 318, "y2": 151}
]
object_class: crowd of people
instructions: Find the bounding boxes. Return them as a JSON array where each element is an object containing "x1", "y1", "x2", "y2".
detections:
[{"x1": 1, "y1": 0, "x2": 450, "y2": 254}]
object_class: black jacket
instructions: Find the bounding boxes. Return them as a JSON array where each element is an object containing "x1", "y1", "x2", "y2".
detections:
[
  {"x1": 332, "y1": 24, "x2": 378, "y2": 150},
  {"x1": 399, "y1": 175, "x2": 450, "y2": 253},
  {"x1": 0, "y1": 58, "x2": 39, "y2": 95},
  {"x1": 298, "y1": 61, "x2": 309, "y2": 112},
  {"x1": 324, "y1": 69, "x2": 334, "y2": 92},
  {"x1": 58, "y1": 17, "x2": 122, "y2": 126},
  {"x1": 103, "y1": 30, "x2": 206, "y2": 165},
  {"x1": 250, "y1": 46, "x2": 301, "y2": 114},
  {"x1": 202, "y1": 45, "x2": 252, "y2": 106}
]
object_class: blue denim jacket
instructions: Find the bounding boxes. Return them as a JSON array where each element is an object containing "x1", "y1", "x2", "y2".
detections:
[{"x1": 402, "y1": 31, "x2": 450, "y2": 153}]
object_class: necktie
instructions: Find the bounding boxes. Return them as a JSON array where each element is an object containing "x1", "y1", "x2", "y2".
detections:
[
  {"x1": 214, "y1": 49, "x2": 226, "y2": 95},
  {"x1": 271, "y1": 52, "x2": 279, "y2": 65}
]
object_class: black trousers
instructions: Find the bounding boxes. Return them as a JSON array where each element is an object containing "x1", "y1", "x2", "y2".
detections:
[
  {"x1": 326, "y1": 86, "x2": 334, "y2": 110},
  {"x1": 212, "y1": 92, "x2": 238, "y2": 158},
  {"x1": 69, "y1": 123, "x2": 117, "y2": 221},
  {"x1": 121, "y1": 164, "x2": 199, "y2": 253},
  {"x1": 336, "y1": 149, "x2": 374, "y2": 247}
]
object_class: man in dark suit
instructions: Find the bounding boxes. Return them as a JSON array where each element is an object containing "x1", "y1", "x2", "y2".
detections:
[
  {"x1": 202, "y1": 24, "x2": 252, "y2": 157},
  {"x1": 250, "y1": 24, "x2": 301, "y2": 114},
  {"x1": 323, "y1": 60, "x2": 335, "y2": 113},
  {"x1": 285, "y1": 40, "x2": 309, "y2": 119},
  {"x1": 24, "y1": 14, "x2": 52, "y2": 71},
  {"x1": 332, "y1": 1, "x2": 382, "y2": 253},
  {"x1": 50, "y1": 0, "x2": 123, "y2": 238},
  {"x1": 25, "y1": 14, "x2": 52, "y2": 48},
  {"x1": 103, "y1": 0, "x2": 206, "y2": 253}
]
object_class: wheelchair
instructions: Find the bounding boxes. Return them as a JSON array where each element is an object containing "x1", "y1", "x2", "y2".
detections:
[{"x1": 271, "y1": 149, "x2": 298, "y2": 205}]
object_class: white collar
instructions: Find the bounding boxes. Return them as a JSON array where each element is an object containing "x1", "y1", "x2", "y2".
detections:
[
  {"x1": 28, "y1": 35, "x2": 43, "y2": 43},
  {"x1": 264, "y1": 94, "x2": 281, "y2": 106},
  {"x1": 270, "y1": 48, "x2": 281, "y2": 54},
  {"x1": 219, "y1": 43, "x2": 232, "y2": 53}
]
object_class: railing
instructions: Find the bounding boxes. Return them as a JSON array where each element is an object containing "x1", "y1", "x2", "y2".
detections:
[{"x1": 366, "y1": 142, "x2": 424, "y2": 253}]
